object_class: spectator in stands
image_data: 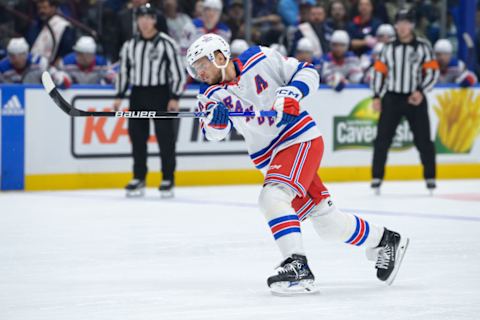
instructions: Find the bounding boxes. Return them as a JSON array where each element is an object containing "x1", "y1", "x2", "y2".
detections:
[
  {"x1": 193, "y1": 0, "x2": 231, "y2": 42},
  {"x1": 295, "y1": 37, "x2": 322, "y2": 75},
  {"x1": 324, "y1": 0, "x2": 349, "y2": 42},
  {"x1": 26, "y1": 0, "x2": 76, "y2": 64},
  {"x1": 230, "y1": 39, "x2": 249, "y2": 59},
  {"x1": 291, "y1": 3, "x2": 329, "y2": 58},
  {"x1": 113, "y1": 0, "x2": 169, "y2": 61},
  {"x1": 251, "y1": 0, "x2": 283, "y2": 45},
  {"x1": 224, "y1": 0, "x2": 245, "y2": 40},
  {"x1": 321, "y1": 30, "x2": 363, "y2": 91},
  {"x1": 348, "y1": 0, "x2": 381, "y2": 56},
  {"x1": 434, "y1": 39, "x2": 477, "y2": 87},
  {"x1": 278, "y1": 0, "x2": 316, "y2": 27},
  {"x1": 59, "y1": 36, "x2": 114, "y2": 84},
  {"x1": 163, "y1": 0, "x2": 196, "y2": 60},
  {"x1": 253, "y1": 0, "x2": 279, "y2": 23},
  {"x1": 349, "y1": 0, "x2": 390, "y2": 24},
  {"x1": 0, "y1": 37, "x2": 70, "y2": 86},
  {"x1": 192, "y1": 0, "x2": 203, "y2": 18}
]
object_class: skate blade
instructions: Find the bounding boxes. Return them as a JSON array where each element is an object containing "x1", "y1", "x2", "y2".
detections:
[
  {"x1": 374, "y1": 187, "x2": 381, "y2": 196},
  {"x1": 126, "y1": 188, "x2": 145, "y2": 198},
  {"x1": 160, "y1": 190, "x2": 174, "y2": 199},
  {"x1": 269, "y1": 279, "x2": 318, "y2": 296},
  {"x1": 386, "y1": 237, "x2": 410, "y2": 286}
]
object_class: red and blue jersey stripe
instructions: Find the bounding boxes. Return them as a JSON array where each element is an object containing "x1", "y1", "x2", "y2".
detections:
[
  {"x1": 249, "y1": 111, "x2": 317, "y2": 170},
  {"x1": 236, "y1": 46, "x2": 267, "y2": 76},
  {"x1": 268, "y1": 215, "x2": 301, "y2": 240},
  {"x1": 345, "y1": 215, "x2": 370, "y2": 246},
  {"x1": 200, "y1": 84, "x2": 224, "y2": 99}
]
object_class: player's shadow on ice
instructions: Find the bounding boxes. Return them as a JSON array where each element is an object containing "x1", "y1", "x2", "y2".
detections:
[
  {"x1": 314, "y1": 281, "x2": 418, "y2": 296},
  {"x1": 368, "y1": 193, "x2": 434, "y2": 199}
]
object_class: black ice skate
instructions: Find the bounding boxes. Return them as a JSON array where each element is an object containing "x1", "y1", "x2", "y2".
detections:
[
  {"x1": 371, "y1": 178, "x2": 382, "y2": 195},
  {"x1": 366, "y1": 228, "x2": 409, "y2": 285},
  {"x1": 125, "y1": 179, "x2": 145, "y2": 197},
  {"x1": 426, "y1": 179, "x2": 436, "y2": 196},
  {"x1": 267, "y1": 254, "x2": 317, "y2": 295},
  {"x1": 159, "y1": 180, "x2": 174, "y2": 198}
]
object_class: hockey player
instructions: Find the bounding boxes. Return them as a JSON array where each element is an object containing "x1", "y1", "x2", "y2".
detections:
[
  {"x1": 294, "y1": 38, "x2": 322, "y2": 76},
  {"x1": 192, "y1": 0, "x2": 231, "y2": 42},
  {"x1": 434, "y1": 39, "x2": 477, "y2": 87},
  {"x1": 361, "y1": 42, "x2": 383, "y2": 84},
  {"x1": 320, "y1": 30, "x2": 363, "y2": 92},
  {"x1": 376, "y1": 24, "x2": 396, "y2": 44},
  {"x1": 0, "y1": 37, "x2": 70, "y2": 87},
  {"x1": 59, "y1": 36, "x2": 113, "y2": 85},
  {"x1": 230, "y1": 39, "x2": 249, "y2": 59},
  {"x1": 360, "y1": 24, "x2": 395, "y2": 83},
  {"x1": 186, "y1": 33, "x2": 409, "y2": 295}
]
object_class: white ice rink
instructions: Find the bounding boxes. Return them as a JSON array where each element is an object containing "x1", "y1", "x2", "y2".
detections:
[{"x1": 1, "y1": 179, "x2": 480, "y2": 320}]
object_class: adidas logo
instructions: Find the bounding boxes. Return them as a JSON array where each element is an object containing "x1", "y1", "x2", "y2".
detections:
[{"x1": 2, "y1": 95, "x2": 24, "y2": 116}]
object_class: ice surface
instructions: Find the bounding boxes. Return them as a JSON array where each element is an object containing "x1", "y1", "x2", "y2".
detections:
[{"x1": 1, "y1": 180, "x2": 480, "y2": 320}]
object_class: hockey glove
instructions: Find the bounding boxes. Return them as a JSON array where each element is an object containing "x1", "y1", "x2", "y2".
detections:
[
  {"x1": 51, "y1": 69, "x2": 72, "y2": 89},
  {"x1": 329, "y1": 72, "x2": 346, "y2": 92},
  {"x1": 206, "y1": 102, "x2": 229, "y2": 129},
  {"x1": 459, "y1": 77, "x2": 473, "y2": 88},
  {"x1": 273, "y1": 86, "x2": 302, "y2": 127}
]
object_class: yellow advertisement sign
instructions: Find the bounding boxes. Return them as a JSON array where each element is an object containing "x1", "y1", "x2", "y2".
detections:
[{"x1": 434, "y1": 89, "x2": 480, "y2": 154}]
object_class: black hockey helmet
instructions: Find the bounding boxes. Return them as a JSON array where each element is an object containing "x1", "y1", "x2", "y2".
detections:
[
  {"x1": 395, "y1": 9, "x2": 415, "y2": 23},
  {"x1": 136, "y1": 3, "x2": 156, "y2": 18}
]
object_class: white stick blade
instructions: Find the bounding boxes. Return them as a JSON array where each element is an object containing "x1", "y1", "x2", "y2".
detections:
[{"x1": 41, "y1": 71, "x2": 56, "y2": 93}]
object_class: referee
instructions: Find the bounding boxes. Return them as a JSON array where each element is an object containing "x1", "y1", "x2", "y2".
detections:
[
  {"x1": 371, "y1": 9, "x2": 439, "y2": 193},
  {"x1": 113, "y1": 3, "x2": 186, "y2": 198}
]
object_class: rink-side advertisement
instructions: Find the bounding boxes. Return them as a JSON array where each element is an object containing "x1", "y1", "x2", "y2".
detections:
[{"x1": 1, "y1": 85, "x2": 479, "y2": 190}]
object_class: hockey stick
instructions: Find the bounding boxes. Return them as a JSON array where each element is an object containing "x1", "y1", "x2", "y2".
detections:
[
  {"x1": 41, "y1": 72, "x2": 277, "y2": 119},
  {"x1": 462, "y1": 32, "x2": 474, "y2": 70}
]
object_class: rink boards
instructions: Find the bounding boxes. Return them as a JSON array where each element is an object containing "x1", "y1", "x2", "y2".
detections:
[{"x1": 1, "y1": 84, "x2": 479, "y2": 190}]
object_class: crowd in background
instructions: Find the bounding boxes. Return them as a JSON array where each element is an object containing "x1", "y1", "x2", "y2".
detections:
[{"x1": 0, "y1": 0, "x2": 478, "y2": 89}]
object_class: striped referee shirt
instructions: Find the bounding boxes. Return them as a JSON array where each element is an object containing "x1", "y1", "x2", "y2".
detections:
[
  {"x1": 372, "y1": 36, "x2": 439, "y2": 97},
  {"x1": 116, "y1": 32, "x2": 186, "y2": 99}
]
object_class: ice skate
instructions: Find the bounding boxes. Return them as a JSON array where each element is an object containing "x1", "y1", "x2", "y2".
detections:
[
  {"x1": 267, "y1": 254, "x2": 317, "y2": 295},
  {"x1": 366, "y1": 228, "x2": 409, "y2": 285},
  {"x1": 426, "y1": 179, "x2": 436, "y2": 196},
  {"x1": 159, "y1": 180, "x2": 174, "y2": 199},
  {"x1": 125, "y1": 179, "x2": 145, "y2": 197},
  {"x1": 371, "y1": 178, "x2": 382, "y2": 195}
]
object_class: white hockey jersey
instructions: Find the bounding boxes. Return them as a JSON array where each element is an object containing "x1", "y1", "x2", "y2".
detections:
[{"x1": 197, "y1": 46, "x2": 321, "y2": 171}]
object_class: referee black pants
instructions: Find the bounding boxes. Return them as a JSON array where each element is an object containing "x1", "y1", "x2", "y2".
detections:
[
  {"x1": 129, "y1": 85, "x2": 176, "y2": 182},
  {"x1": 372, "y1": 92, "x2": 436, "y2": 180}
]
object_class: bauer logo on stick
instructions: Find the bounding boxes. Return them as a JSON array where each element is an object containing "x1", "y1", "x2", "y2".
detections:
[{"x1": 115, "y1": 111, "x2": 157, "y2": 118}]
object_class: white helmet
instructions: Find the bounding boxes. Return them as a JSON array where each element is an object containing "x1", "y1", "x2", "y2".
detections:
[
  {"x1": 376, "y1": 24, "x2": 395, "y2": 39},
  {"x1": 434, "y1": 39, "x2": 453, "y2": 54},
  {"x1": 230, "y1": 39, "x2": 249, "y2": 56},
  {"x1": 331, "y1": 30, "x2": 350, "y2": 46},
  {"x1": 7, "y1": 37, "x2": 29, "y2": 55},
  {"x1": 73, "y1": 36, "x2": 96, "y2": 54},
  {"x1": 203, "y1": 0, "x2": 222, "y2": 11},
  {"x1": 269, "y1": 43, "x2": 287, "y2": 57},
  {"x1": 297, "y1": 38, "x2": 314, "y2": 53},
  {"x1": 186, "y1": 33, "x2": 230, "y2": 81}
]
